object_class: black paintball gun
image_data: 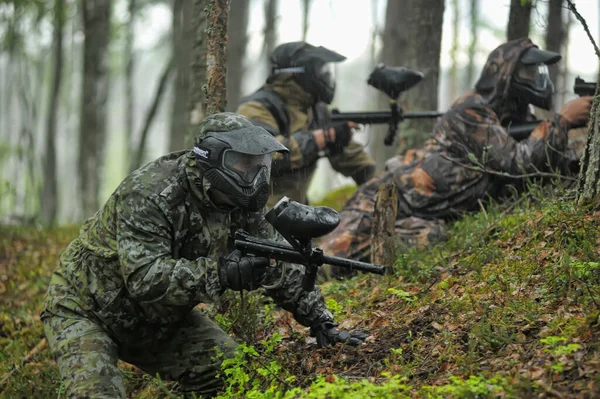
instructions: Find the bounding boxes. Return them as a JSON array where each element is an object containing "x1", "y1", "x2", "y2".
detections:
[
  {"x1": 331, "y1": 63, "x2": 444, "y2": 146},
  {"x1": 234, "y1": 196, "x2": 386, "y2": 291},
  {"x1": 574, "y1": 76, "x2": 597, "y2": 97}
]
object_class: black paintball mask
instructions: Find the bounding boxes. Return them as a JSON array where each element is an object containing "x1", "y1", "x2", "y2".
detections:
[
  {"x1": 269, "y1": 41, "x2": 346, "y2": 104},
  {"x1": 194, "y1": 127, "x2": 289, "y2": 212},
  {"x1": 510, "y1": 46, "x2": 562, "y2": 110}
]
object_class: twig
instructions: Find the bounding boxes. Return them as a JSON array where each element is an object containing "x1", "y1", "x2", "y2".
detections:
[
  {"x1": 565, "y1": 0, "x2": 600, "y2": 59},
  {"x1": 440, "y1": 154, "x2": 577, "y2": 181},
  {"x1": 0, "y1": 338, "x2": 47, "y2": 391}
]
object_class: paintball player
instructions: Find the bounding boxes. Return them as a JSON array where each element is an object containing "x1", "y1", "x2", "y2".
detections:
[
  {"x1": 236, "y1": 41, "x2": 376, "y2": 207},
  {"x1": 41, "y1": 113, "x2": 367, "y2": 398},
  {"x1": 319, "y1": 38, "x2": 593, "y2": 269}
]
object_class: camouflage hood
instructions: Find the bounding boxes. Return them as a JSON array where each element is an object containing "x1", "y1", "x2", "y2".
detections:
[{"x1": 474, "y1": 38, "x2": 535, "y2": 119}]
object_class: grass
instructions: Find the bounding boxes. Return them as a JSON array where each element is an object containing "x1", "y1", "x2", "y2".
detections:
[{"x1": 1, "y1": 186, "x2": 600, "y2": 398}]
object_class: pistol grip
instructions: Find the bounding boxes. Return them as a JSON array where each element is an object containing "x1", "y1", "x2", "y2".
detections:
[{"x1": 302, "y1": 265, "x2": 318, "y2": 291}]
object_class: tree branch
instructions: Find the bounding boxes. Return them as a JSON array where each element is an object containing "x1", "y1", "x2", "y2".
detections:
[{"x1": 565, "y1": 0, "x2": 600, "y2": 59}]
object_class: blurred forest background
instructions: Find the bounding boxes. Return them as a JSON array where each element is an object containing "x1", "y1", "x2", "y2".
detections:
[{"x1": 0, "y1": 0, "x2": 598, "y2": 226}]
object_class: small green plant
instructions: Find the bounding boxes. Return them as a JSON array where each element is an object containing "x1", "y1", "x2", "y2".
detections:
[
  {"x1": 325, "y1": 298, "x2": 345, "y2": 318},
  {"x1": 387, "y1": 288, "x2": 415, "y2": 302}
]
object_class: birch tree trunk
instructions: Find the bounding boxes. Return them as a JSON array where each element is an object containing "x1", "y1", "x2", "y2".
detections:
[{"x1": 78, "y1": 0, "x2": 112, "y2": 218}]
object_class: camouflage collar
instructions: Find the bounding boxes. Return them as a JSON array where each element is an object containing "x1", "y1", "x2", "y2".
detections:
[{"x1": 264, "y1": 75, "x2": 314, "y2": 110}]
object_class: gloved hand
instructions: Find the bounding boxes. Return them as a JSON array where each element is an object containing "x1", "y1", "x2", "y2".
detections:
[
  {"x1": 322, "y1": 122, "x2": 354, "y2": 155},
  {"x1": 310, "y1": 320, "x2": 368, "y2": 347},
  {"x1": 218, "y1": 249, "x2": 270, "y2": 292},
  {"x1": 560, "y1": 96, "x2": 593, "y2": 128}
]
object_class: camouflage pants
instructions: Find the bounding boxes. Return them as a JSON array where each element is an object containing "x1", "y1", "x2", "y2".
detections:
[{"x1": 42, "y1": 307, "x2": 237, "y2": 399}]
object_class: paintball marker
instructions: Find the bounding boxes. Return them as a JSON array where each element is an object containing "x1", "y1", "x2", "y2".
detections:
[
  {"x1": 234, "y1": 196, "x2": 386, "y2": 291},
  {"x1": 574, "y1": 76, "x2": 597, "y2": 97},
  {"x1": 331, "y1": 64, "x2": 444, "y2": 146}
]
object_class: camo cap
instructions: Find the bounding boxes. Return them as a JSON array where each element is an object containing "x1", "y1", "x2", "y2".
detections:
[{"x1": 194, "y1": 112, "x2": 255, "y2": 144}]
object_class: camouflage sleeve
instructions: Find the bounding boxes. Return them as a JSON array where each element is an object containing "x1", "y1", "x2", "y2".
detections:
[
  {"x1": 248, "y1": 208, "x2": 330, "y2": 327},
  {"x1": 327, "y1": 140, "x2": 376, "y2": 184},
  {"x1": 236, "y1": 101, "x2": 320, "y2": 174},
  {"x1": 116, "y1": 193, "x2": 221, "y2": 306},
  {"x1": 447, "y1": 103, "x2": 569, "y2": 175}
]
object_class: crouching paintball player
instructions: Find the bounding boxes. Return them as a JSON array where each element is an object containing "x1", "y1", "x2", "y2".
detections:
[
  {"x1": 41, "y1": 113, "x2": 367, "y2": 398},
  {"x1": 318, "y1": 38, "x2": 593, "y2": 274}
]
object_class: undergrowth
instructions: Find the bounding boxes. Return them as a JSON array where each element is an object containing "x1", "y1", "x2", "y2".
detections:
[{"x1": 1, "y1": 185, "x2": 600, "y2": 398}]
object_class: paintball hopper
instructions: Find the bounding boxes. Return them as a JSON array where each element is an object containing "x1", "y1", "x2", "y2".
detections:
[
  {"x1": 367, "y1": 64, "x2": 424, "y2": 99},
  {"x1": 266, "y1": 196, "x2": 340, "y2": 245}
]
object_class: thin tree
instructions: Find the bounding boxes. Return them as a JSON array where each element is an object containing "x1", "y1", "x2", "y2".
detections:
[
  {"x1": 301, "y1": 0, "x2": 312, "y2": 41},
  {"x1": 187, "y1": 0, "x2": 208, "y2": 145},
  {"x1": 78, "y1": 0, "x2": 112, "y2": 218},
  {"x1": 41, "y1": 0, "x2": 65, "y2": 226},
  {"x1": 263, "y1": 0, "x2": 278, "y2": 77},
  {"x1": 226, "y1": 0, "x2": 250, "y2": 111},
  {"x1": 124, "y1": 0, "x2": 136, "y2": 163},
  {"x1": 545, "y1": 0, "x2": 565, "y2": 101},
  {"x1": 465, "y1": 0, "x2": 479, "y2": 88},
  {"x1": 448, "y1": 0, "x2": 460, "y2": 104},
  {"x1": 169, "y1": 0, "x2": 193, "y2": 152},
  {"x1": 506, "y1": 0, "x2": 533, "y2": 41},
  {"x1": 204, "y1": 0, "x2": 230, "y2": 115}
]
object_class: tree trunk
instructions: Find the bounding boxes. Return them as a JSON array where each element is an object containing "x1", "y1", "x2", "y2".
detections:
[
  {"x1": 204, "y1": 0, "x2": 230, "y2": 116},
  {"x1": 41, "y1": 0, "x2": 64, "y2": 227},
  {"x1": 170, "y1": 0, "x2": 193, "y2": 152},
  {"x1": 188, "y1": 0, "x2": 208, "y2": 146},
  {"x1": 370, "y1": 0, "x2": 445, "y2": 169},
  {"x1": 130, "y1": 58, "x2": 174, "y2": 172},
  {"x1": 448, "y1": 0, "x2": 460, "y2": 104},
  {"x1": 465, "y1": 0, "x2": 479, "y2": 88},
  {"x1": 225, "y1": 0, "x2": 249, "y2": 111},
  {"x1": 78, "y1": 0, "x2": 112, "y2": 218},
  {"x1": 301, "y1": 0, "x2": 311, "y2": 41},
  {"x1": 371, "y1": 181, "x2": 398, "y2": 274},
  {"x1": 576, "y1": 74, "x2": 600, "y2": 205},
  {"x1": 263, "y1": 0, "x2": 278, "y2": 73},
  {"x1": 124, "y1": 0, "x2": 136, "y2": 161},
  {"x1": 558, "y1": 10, "x2": 572, "y2": 108},
  {"x1": 545, "y1": 0, "x2": 565, "y2": 97},
  {"x1": 506, "y1": 0, "x2": 532, "y2": 41}
]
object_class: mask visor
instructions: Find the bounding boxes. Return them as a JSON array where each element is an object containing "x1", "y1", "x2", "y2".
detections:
[{"x1": 223, "y1": 150, "x2": 272, "y2": 184}]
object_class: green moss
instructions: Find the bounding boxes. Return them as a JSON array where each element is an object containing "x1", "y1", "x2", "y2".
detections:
[{"x1": 311, "y1": 185, "x2": 357, "y2": 211}]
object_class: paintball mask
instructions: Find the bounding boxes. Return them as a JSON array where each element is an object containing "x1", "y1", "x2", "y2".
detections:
[
  {"x1": 269, "y1": 41, "x2": 346, "y2": 104},
  {"x1": 510, "y1": 46, "x2": 561, "y2": 110},
  {"x1": 194, "y1": 126, "x2": 289, "y2": 212}
]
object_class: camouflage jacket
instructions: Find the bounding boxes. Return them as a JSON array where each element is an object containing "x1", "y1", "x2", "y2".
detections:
[
  {"x1": 381, "y1": 38, "x2": 572, "y2": 219},
  {"x1": 236, "y1": 76, "x2": 375, "y2": 204},
  {"x1": 319, "y1": 39, "x2": 576, "y2": 263},
  {"x1": 42, "y1": 151, "x2": 329, "y2": 340}
]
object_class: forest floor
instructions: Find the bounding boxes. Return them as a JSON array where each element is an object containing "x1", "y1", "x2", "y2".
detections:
[{"x1": 2, "y1": 186, "x2": 600, "y2": 398}]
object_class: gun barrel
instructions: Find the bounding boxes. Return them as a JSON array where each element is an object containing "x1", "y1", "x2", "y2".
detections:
[
  {"x1": 235, "y1": 239, "x2": 386, "y2": 275},
  {"x1": 403, "y1": 111, "x2": 445, "y2": 119},
  {"x1": 331, "y1": 111, "x2": 393, "y2": 124},
  {"x1": 322, "y1": 253, "x2": 386, "y2": 275}
]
